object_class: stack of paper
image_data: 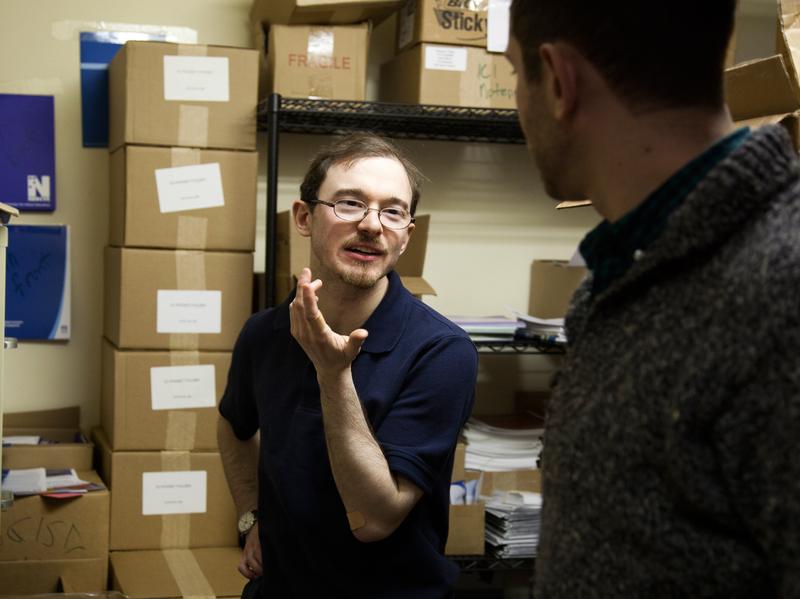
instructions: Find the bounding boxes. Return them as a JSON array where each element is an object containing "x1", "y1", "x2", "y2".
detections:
[
  {"x1": 511, "y1": 311, "x2": 566, "y2": 345},
  {"x1": 463, "y1": 418, "x2": 543, "y2": 472},
  {"x1": 1, "y1": 467, "x2": 92, "y2": 497},
  {"x1": 447, "y1": 316, "x2": 522, "y2": 342},
  {"x1": 485, "y1": 490, "x2": 542, "y2": 557}
]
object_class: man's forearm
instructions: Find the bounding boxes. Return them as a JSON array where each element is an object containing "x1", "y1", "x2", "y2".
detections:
[
  {"x1": 318, "y1": 370, "x2": 421, "y2": 542},
  {"x1": 217, "y1": 416, "x2": 259, "y2": 516}
]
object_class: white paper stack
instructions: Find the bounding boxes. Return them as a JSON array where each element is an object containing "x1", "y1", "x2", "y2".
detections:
[
  {"x1": 463, "y1": 418, "x2": 543, "y2": 472},
  {"x1": 511, "y1": 311, "x2": 567, "y2": 345},
  {"x1": 485, "y1": 490, "x2": 542, "y2": 557},
  {"x1": 447, "y1": 315, "x2": 522, "y2": 342}
]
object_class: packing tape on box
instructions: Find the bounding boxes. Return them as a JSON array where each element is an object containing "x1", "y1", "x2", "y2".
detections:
[
  {"x1": 307, "y1": 28, "x2": 334, "y2": 98},
  {"x1": 169, "y1": 148, "x2": 209, "y2": 249},
  {"x1": 160, "y1": 451, "x2": 193, "y2": 548},
  {"x1": 177, "y1": 44, "x2": 208, "y2": 57},
  {"x1": 170, "y1": 252, "x2": 206, "y2": 350},
  {"x1": 165, "y1": 411, "x2": 198, "y2": 451},
  {"x1": 177, "y1": 105, "x2": 210, "y2": 148},
  {"x1": 163, "y1": 549, "x2": 216, "y2": 599}
]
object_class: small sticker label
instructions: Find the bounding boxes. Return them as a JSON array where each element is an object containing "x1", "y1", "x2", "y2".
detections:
[
  {"x1": 163, "y1": 56, "x2": 229, "y2": 102},
  {"x1": 155, "y1": 163, "x2": 224, "y2": 213},
  {"x1": 156, "y1": 290, "x2": 221, "y2": 334},
  {"x1": 150, "y1": 364, "x2": 216, "y2": 411},
  {"x1": 424, "y1": 46, "x2": 468, "y2": 72},
  {"x1": 142, "y1": 471, "x2": 207, "y2": 515}
]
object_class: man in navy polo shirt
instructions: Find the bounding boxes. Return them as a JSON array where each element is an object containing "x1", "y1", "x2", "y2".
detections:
[{"x1": 218, "y1": 133, "x2": 478, "y2": 598}]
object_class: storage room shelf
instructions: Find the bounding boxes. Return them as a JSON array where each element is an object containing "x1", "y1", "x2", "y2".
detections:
[
  {"x1": 473, "y1": 339, "x2": 566, "y2": 356},
  {"x1": 257, "y1": 97, "x2": 525, "y2": 144},
  {"x1": 454, "y1": 555, "x2": 535, "y2": 573}
]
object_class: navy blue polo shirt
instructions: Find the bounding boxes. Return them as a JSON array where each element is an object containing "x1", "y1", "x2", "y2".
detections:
[{"x1": 219, "y1": 270, "x2": 478, "y2": 599}]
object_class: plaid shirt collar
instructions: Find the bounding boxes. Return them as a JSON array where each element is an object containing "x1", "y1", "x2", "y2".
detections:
[{"x1": 580, "y1": 128, "x2": 750, "y2": 296}]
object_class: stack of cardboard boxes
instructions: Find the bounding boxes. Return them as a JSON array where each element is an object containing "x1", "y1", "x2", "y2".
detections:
[
  {"x1": 99, "y1": 39, "x2": 258, "y2": 598},
  {"x1": 0, "y1": 408, "x2": 109, "y2": 593},
  {"x1": 250, "y1": 0, "x2": 403, "y2": 102},
  {"x1": 380, "y1": 0, "x2": 515, "y2": 108}
]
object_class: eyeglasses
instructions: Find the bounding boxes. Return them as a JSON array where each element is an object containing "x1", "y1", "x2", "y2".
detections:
[{"x1": 308, "y1": 198, "x2": 415, "y2": 230}]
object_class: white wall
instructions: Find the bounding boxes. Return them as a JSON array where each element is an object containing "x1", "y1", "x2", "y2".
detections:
[{"x1": 0, "y1": 1, "x2": 780, "y2": 426}]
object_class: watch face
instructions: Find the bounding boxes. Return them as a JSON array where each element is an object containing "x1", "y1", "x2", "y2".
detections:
[{"x1": 238, "y1": 511, "x2": 256, "y2": 533}]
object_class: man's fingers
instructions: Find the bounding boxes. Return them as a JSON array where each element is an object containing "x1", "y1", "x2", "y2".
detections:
[{"x1": 347, "y1": 329, "x2": 369, "y2": 355}]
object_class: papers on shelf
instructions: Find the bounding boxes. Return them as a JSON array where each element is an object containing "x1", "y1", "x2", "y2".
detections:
[
  {"x1": 510, "y1": 310, "x2": 567, "y2": 345},
  {"x1": 2, "y1": 435, "x2": 41, "y2": 446},
  {"x1": 485, "y1": 490, "x2": 542, "y2": 557},
  {"x1": 463, "y1": 418, "x2": 543, "y2": 472},
  {"x1": 447, "y1": 315, "x2": 522, "y2": 341},
  {"x1": 0, "y1": 467, "x2": 92, "y2": 497}
]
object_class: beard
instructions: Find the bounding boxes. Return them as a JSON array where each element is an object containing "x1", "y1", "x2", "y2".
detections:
[{"x1": 311, "y1": 232, "x2": 395, "y2": 290}]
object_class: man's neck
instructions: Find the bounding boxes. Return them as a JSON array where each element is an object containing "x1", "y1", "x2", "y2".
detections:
[
  {"x1": 584, "y1": 106, "x2": 736, "y2": 223},
  {"x1": 315, "y1": 273, "x2": 389, "y2": 335}
]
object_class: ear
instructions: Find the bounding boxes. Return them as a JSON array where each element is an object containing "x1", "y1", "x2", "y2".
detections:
[
  {"x1": 539, "y1": 42, "x2": 578, "y2": 121},
  {"x1": 293, "y1": 200, "x2": 312, "y2": 238},
  {"x1": 398, "y1": 222, "x2": 415, "y2": 256}
]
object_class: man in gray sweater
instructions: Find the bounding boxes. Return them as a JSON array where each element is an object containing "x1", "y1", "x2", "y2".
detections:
[{"x1": 506, "y1": 1, "x2": 800, "y2": 597}]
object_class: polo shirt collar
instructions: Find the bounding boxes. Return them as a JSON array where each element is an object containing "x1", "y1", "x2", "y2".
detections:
[{"x1": 272, "y1": 270, "x2": 409, "y2": 354}]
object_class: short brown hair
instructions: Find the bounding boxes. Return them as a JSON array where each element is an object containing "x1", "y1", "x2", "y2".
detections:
[
  {"x1": 510, "y1": 0, "x2": 736, "y2": 110},
  {"x1": 300, "y1": 133, "x2": 423, "y2": 214}
]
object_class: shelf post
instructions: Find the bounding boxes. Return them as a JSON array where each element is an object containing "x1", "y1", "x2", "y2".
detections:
[{"x1": 265, "y1": 93, "x2": 281, "y2": 308}]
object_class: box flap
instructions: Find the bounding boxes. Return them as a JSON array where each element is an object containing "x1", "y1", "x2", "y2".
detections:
[
  {"x1": 251, "y1": 0, "x2": 401, "y2": 25},
  {"x1": 4, "y1": 407, "x2": 80, "y2": 430},
  {"x1": 725, "y1": 54, "x2": 800, "y2": 121},
  {"x1": 111, "y1": 548, "x2": 245, "y2": 599},
  {"x1": 400, "y1": 276, "x2": 436, "y2": 296}
]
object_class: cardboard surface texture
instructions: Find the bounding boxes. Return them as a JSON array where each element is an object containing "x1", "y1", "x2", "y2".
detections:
[
  {"x1": 725, "y1": 55, "x2": 800, "y2": 151},
  {"x1": 110, "y1": 547, "x2": 246, "y2": 599},
  {"x1": 0, "y1": 557, "x2": 108, "y2": 594},
  {"x1": 93, "y1": 428, "x2": 238, "y2": 551},
  {"x1": 528, "y1": 260, "x2": 587, "y2": 319},
  {"x1": 276, "y1": 210, "x2": 436, "y2": 296},
  {"x1": 109, "y1": 41, "x2": 257, "y2": 152},
  {"x1": 2, "y1": 407, "x2": 92, "y2": 470},
  {"x1": 257, "y1": 23, "x2": 369, "y2": 101},
  {"x1": 0, "y1": 471, "x2": 109, "y2": 562},
  {"x1": 398, "y1": 0, "x2": 488, "y2": 50},
  {"x1": 445, "y1": 502, "x2": 484, "y2": 555},
  {"x1": 251, "y1": 0, "x2": 403, "y2": 26},
  {"x1": 101, "y1": 340, "x2": 232, "y2": 450},
  {"x1": 380, "y1": 43, "x2": 514, "y2": 108},
  {"x1": 479, "y1": 469, "x2": 541, "y2": 495},
  {"x1": 109, "y1": 145, "x2": 257, "y2": 251},
  {"x1": 103, "y1": 246, "x2": 253, "y2": 351},
  {"x1": 451, "y1": 442, "x2": 466, "y2": 482}
]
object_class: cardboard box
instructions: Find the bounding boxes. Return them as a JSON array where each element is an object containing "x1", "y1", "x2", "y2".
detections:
[
  {"x1": 109, "y1": 145, "x2": 258, "y2": 252},
  {"x1": 397, "y1": 0, "x2": 488, "y2": 51},
  {"x1": 445, "y1": 502, "x2": 484, "y2": 555},
  {"x1": 109, "y1": 41, "x2": 257, "y2": 152},
  {"x1": 478, "y1": 469, "x2": 541, "y2": 495},
  {"x1": 257, "y1": 23, "x2": 370, "y2": 101},
  {"x1": 451, "y1": 441, "x2": 466, "y2": 482},
  {"x1": 2, "y1": 407, "x2": 92, "y2": 470},
  {"x1": 0, "y1": 557, "x2": 108, "y2": 594},
  {"x1": 103, "y1": 247, "x2": 253, "y2": 351},
  {"x1": 528, "y1": 260, "x2": 587, "y2": 319},
  {"x1": 380, "y1": 43, "x2": 514, "y2": 108},
  {"x1": 101, "y1": 340, "x2": 232, "y2": 451},
  {"x1": 0, "y1": 471, "x2": 109, "y2": 562},
  {"x1": 276, "y1": 210, "x2": 436, "y2": 296},
  {"x1": 93, "y1": 428, "x2": 238, "y2": 551},
  {"x1": 251, "y1": 0, "x2": 403, "y2": 26},
  {"x1": 725, "y1": 55, "x2": 800, "y2": 151},
  {"x1": 110, "y1": 547, "x2": 246, "y2": 599}
]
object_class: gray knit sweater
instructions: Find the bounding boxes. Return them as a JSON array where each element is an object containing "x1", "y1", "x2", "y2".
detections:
[{"x1": 535, "y1": 125, "x2": 800, "y2": 599}]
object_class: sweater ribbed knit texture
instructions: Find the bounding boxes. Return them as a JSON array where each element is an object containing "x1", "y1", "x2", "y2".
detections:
[{"x1": 535, "y1": 125, "x2": 800, "y2": 599}]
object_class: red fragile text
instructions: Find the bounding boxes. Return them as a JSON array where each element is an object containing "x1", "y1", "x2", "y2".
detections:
[{"x1": 288, "y1": 54, "x2": 352, "y2": 69}]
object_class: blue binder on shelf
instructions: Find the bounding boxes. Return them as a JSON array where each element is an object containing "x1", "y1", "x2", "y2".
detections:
[{"x1": 5, "y1": 225, "x2": 70, "y2": 340}]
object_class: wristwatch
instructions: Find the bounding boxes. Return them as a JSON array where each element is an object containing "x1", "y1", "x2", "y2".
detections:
[{"x1": 238, "y1": 509, "x2": 258, "y2": 537}]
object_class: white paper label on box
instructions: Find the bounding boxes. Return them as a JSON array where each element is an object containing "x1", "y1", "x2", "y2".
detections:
[
  {"x1": 424, "y1": 46, "x2": 468, "y2": 72},
  {"x1": 150, "y1": 364, "x2": 217, "y2": 411},
  {"x1": 157, "y1": 290, "x2": 222, "y2": 334},
  {"x1": 163, "y1": 55, "x2": 229, "y2": 102},
  {"x1": 487, "y1": 0, "x2": 511, "y2": 53},
  {"x1": 142, "y1": 471, "x2": 207, "y2": 515},
  {"x1": 155, "y1": 163, "x2": 224, "y2": 214}
]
